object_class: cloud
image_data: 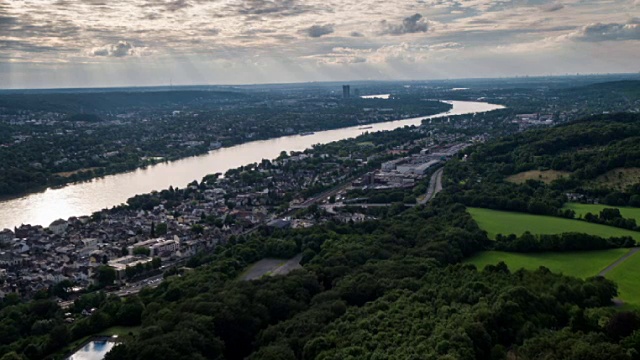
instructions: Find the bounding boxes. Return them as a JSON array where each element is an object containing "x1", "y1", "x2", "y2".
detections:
[
  {"x1": 312, "y1": 47, "x2": 369, "y2": 64},
  {"x1": 234, "y1": 0, "x2": 313, "y2": 17},
  {"x1": 350, "y1": 31, "x2": 364, "y2": 37},
  {"x1": 310, "y1": 42, "x2": 441, "y2": 65},
  {"x1": 542, "y1": 3, "x2": 564, "y2": 12},
  {"x1": 304, "y1": 24, "x2": 334, "y2": 38},
  {"x1": 380, "y1": 13, "x2": 429, "y2": 35},
  {"x1": 91, "y1": 41, "x2": 137, "y2": 57},
  {"x1": 140, "y1": 0, "x2": 191, "y2": 12},
  {"x1": 571, "y1": 22, "x2": 640, "y2": 42}
]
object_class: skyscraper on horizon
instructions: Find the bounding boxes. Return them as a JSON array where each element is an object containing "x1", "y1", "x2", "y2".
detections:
[{"x1": 342, "y1": 85, "x2": 350, "y2": 99}]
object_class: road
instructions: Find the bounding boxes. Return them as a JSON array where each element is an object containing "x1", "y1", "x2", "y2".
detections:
[
  {"x1": 418, "y1": 168, "x2": 444, "y2": 205},
  {"x1": 598, "y1": 247, "x2": 640, "y2": 276},
  {"x1": 314, "y1": 168, "x2": 445, "y2": 209},
  {"x1": 289, "y1": 179, "x2": 355, "y2": 210}
]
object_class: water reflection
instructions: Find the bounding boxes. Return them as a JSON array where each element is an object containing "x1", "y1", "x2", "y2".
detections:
[{"x1": 0, "y1": 100, "x2": 503, "y2": 229}]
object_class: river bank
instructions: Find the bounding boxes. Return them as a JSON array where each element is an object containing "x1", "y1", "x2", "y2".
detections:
[{"x1": 0, "y1": 100, "x2": 504, "y2": 230}]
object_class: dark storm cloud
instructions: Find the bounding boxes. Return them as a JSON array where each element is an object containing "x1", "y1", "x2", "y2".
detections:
[
  {"x1": 304, "y1": 24, "x2": 334, "y2": 37},
  {"x1": 380, "y1": 13, "x2": 429, "y2": 35},
  {"x1": 573, "y1": 22, "x2": 640, "y2": 42}
]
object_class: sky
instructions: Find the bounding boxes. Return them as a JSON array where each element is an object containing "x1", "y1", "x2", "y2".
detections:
[{"x1": 0, "y1": 0, "x2": 638, "y2": 89}]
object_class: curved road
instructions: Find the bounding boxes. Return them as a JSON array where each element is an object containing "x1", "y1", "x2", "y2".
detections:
[{"x1": 419, "y1": 167, "x2": 444, "y2": 205}]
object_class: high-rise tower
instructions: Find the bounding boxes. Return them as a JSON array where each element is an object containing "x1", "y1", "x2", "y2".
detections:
[{"x1": 342, "y1": 85, "x2": 350, "y2": 99}]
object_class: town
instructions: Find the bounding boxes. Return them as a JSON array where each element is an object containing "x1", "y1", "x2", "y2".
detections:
[{"x1": 0, "y1": 111, "x2": 498, "y2": 302}]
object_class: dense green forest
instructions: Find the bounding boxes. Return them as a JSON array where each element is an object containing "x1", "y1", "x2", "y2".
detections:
[{"x1": 440, "y1": 113, "x2": 640, "y2": 218}]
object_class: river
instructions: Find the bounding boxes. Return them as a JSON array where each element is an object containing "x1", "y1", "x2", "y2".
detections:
[{"x1": 0, "y1": 100, "x2": 503, "y2": 230}]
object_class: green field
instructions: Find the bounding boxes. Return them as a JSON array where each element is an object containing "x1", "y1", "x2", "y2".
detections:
[
  {"x1": 468, "y1": 207, "x2": 640, "y2": 241},
  {"x1": 564, "y1": 203, "x2": 640, "y2": 222},
  {"x1": 465, "y1": 249, "x2": 630, "y2": 279},
  {"x1": 606, "y1": 251, "x2": 640, "y2": 305}
]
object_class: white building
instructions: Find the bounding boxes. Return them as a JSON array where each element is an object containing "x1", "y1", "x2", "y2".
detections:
[{"x1": 49, "y1": 219, "x2": 68, "y2": 235}]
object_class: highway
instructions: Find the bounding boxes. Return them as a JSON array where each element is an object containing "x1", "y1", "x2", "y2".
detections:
[{"x1": 418, "y1": 167, "x2": 444, "y2": 205}]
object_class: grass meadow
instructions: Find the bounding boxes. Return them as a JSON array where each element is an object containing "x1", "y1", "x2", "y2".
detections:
[
  {"x1": 467, "y1": 207, "x2": 640, "y2": 241},
  {"x1": 564, "y1": 203, "x2": 640, "y2": 222},
  {"x1": 465, "y1": 249, "x2": 630, "y2": 279}
]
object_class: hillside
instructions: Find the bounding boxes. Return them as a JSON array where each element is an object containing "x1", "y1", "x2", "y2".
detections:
[{"x1": 442, "y1": 113, "x2": 640, "y2": 217}]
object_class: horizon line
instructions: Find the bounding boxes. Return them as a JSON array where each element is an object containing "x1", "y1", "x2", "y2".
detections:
[{"x1": 1, "y1": 72, "x2": 639, "y2": 92}]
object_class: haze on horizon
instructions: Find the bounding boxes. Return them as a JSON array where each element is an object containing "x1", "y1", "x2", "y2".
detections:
[{"x1": 0, "y1": 0, "x2": 639, "y2": 89}]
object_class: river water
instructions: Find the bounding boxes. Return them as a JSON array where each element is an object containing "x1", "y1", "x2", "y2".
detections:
[{"x1": 0, "y1": 100, "x2": 503, "y2": 230}]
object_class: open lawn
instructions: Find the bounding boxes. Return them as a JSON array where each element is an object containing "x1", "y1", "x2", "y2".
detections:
[
  {"x1": 505, "y1": 170, "x2": 571, "y2": 184},
  {"x1": 591, "y1": 167, "x2": 640, "y2": 191},
  {"x1": 468, "y1": 207, "x2": 640, "y2": 241},
  {"x1": 564, "y1": 203, "x2": 640, "y2": 222},
  {"x1": 240, "y1": 254, "x2": 303, "y2": 281},
  {"x1": 606, "y1": 251, "x2": 640, "y2": 306},
  {"x1": 465, "y1": 249, "x2": 630, "y2": 279}
]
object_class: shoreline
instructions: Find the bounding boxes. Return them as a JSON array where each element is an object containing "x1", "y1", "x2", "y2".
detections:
[
  {"x1": 0, "y1": 103, "x2": 453, "y2": 203},
  {"x1": 0, "y1": 100, "x2": 504, "y2": 230}
]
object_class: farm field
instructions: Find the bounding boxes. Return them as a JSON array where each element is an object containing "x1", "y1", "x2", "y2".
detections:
[
  {"x1": 505, "y1": 170, "x2": 571, "y2": 184},
  {"x1": 606, "y1": 251, "x2": 640, "y2": 305},
  {"x1": 468, "y1": 207, "x2": 640, "y2": 240},
  {"x1": 465, "y1": 249, "x2": 630, "y2": 279},
  {"x1": 564, "y1": 203, "x2": 640, "y2": 222}
]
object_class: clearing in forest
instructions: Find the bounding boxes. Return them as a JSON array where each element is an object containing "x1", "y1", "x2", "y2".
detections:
[
  {"x1": 505, "y1": 170, "x2": 571, "y2": 184},
  {"x1": 240, "y1": 253, "x2": 303, "y2": 281},
  {"x1": 590, "y1": 167, "x2": 640, "y2": 191}
]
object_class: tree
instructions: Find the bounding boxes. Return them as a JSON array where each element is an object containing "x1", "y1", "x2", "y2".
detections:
[
  {"x1": 133, "y1": 247, "x2": 151, "y2": 256},
  {"x1": 52, "y1": 280, "x2": 74, "y2": 300},
  {"x1": 96, "y1": 266, "x2": 116, "y2": 287},
  {"x1": 156, "y1": 222, "x2": 168, "y2": 236},
  {"x1": 191, "y1": 224, "x2": 204, "y2": 234},
  {"x1": 0, "y1": 352, "x2": 24, "y2": 360}
]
